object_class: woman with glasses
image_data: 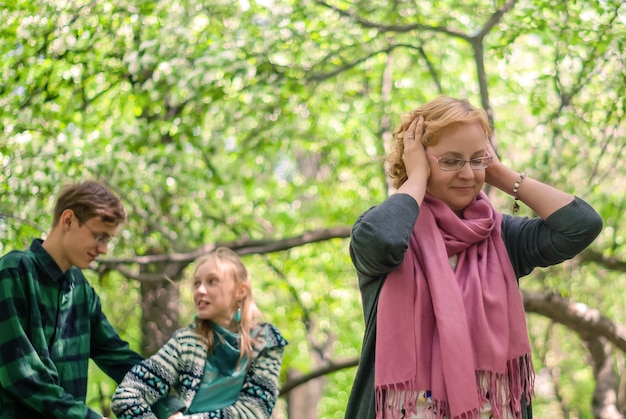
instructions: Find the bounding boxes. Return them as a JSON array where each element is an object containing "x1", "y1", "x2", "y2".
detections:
[{"x1": 345, "y1": 96, "x2": 603, "y2": 419}]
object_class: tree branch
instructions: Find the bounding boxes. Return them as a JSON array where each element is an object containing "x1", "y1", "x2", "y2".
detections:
[
  {"x1": 94, "y1": 226, "x2": 352, "y2": 281},
  {"x1": 314, "y1": 0, "x2": 470, "y2": 40},
  {"x1": 279, "y1": 357, "x2": 358, "y2": 396},
  {"x1": 523, "y1": 290, "x2": 626, "y2": 352}
]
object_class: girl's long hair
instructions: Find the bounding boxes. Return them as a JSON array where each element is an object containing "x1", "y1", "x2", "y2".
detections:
[{"x1": 194, "y1": 247, "x2": 262, "y2": 362}]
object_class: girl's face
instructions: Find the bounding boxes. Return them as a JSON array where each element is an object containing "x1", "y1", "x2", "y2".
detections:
[
  {"x1": 193, "y1": 260, "x2": 244, "y2": 329},
  {"x1": 425, "y1": 121, "x2": 488, "y2": 215}
]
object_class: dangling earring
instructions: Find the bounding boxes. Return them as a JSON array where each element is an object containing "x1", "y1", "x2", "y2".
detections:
[{"x1": 233, "y1": 306, "x2": 241, "y2": 323}]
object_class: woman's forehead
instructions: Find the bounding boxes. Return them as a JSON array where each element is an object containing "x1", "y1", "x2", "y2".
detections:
[{"x1": 431, "y1": 123, "x2": 486, "y2": 151}]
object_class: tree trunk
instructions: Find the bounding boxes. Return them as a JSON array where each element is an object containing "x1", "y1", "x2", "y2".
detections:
[
  {"x1": 140, "y1": 278, "x2": 180, "y2": 356},
  {"x1": 586, "y1": 336, "x2": 624, "y2": 419},
  {"x1": 285, "y1": 367, "x2": 324, "y2": 419},
  {"x1": 138, "y1": 251, "x2": 181, "y2": 357}
]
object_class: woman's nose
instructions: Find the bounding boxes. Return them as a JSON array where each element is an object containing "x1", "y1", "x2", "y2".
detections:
[{"x1": 458, "y1": 163, "x2": 475, "y2": 178}]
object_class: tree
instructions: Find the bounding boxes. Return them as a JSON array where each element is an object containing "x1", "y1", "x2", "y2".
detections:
[{"x1": 1, "y1": 0, "x2": 624, "y2": 417}]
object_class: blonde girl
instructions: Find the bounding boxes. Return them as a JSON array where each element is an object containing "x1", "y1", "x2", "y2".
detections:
[{"x1": 112, "y1": 247, "x2": 287, "y2": 419}]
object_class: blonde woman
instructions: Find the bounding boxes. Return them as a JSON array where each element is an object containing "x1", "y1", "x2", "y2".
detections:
[
  {"x1": 345, "y1": 97, "x2": 602, "y2": 419},
  {"x1": 112, "y1": 247, "x2": 287, "y2": 419}
]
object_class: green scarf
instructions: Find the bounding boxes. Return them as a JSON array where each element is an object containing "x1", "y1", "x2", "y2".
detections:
[{"x1": 208, "y1": 322, "x2": 242, "y2": 376}]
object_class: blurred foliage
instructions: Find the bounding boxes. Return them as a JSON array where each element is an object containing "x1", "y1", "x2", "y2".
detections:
[{"x1": 1, "y1": 0, "x2": 624, "y2": 417}]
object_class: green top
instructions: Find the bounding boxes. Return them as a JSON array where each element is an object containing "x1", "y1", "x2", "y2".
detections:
[
  {"x1": 345, "y1": 194, "x2": 603, "y2": 419},
  {"x1": 187, "y1": 323, "x2": 250, "y2": 412},
  {"x1": 0, "y1": 239, "x2": 144, "y2": 419}
]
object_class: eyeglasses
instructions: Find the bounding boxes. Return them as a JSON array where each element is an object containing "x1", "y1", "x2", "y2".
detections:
[
  {"x1": 75, "y1": 215, "x2": 116, "y2": 245},
  {"x1": 426, "y1": 151, "x2": 492, "y2": 171}
]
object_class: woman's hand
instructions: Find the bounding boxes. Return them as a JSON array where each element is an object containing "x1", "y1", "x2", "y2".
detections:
[
  {"x1": 484, "y1": 139, "x2": 506, "y2": 187},
  {"x1": 483, "y1": 139, "x2": 574, "y2": 218},
  {"x1": 397, "y1": 116, "x2": 429, "y2": 204},
  {"x1": 168, "y1": 413, "x2": 184, "y2": 419},
  {"x1": 402, "y1": 116, "x2": 429, "y2": 181}
]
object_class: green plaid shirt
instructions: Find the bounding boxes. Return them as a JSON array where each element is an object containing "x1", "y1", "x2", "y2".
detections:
[{"x1": 0, "y1": 239, "x2": 143, "y2": 419}]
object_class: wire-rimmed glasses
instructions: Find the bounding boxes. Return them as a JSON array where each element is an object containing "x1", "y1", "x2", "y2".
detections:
[
  {"x1": 426, "y1": 151, "x2": 492, "y2": 171},
  {"x1": 75, "y1": 215, "x2": 116, "y2": 245}
]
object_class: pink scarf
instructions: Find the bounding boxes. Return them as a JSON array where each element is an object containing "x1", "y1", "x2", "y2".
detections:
[{"x1": 375, "y1": 192, "x2": 534, "y2": 418}]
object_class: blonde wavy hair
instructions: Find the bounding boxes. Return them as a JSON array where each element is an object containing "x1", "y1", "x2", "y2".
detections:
[
  {"x1": 386, "y1": 96, "x2": 492, "y2": 189},
  {"x1": 194, "y1": 247, "x2": 262, "y2": 362}
]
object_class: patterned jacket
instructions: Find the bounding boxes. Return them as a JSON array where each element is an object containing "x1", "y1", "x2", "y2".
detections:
[{"x1": 111, "y1": 322, "x2": 288, "y2": 418}]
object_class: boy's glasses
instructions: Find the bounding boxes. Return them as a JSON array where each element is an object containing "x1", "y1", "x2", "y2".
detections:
[
  {"x1": 426, "y1": 151, "x2": 492, "y2": 171},
  {"x1": 75, "y1": 215, "x2": 116, "y2": 245}
]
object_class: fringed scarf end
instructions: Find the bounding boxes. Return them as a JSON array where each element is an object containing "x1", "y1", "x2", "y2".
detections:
[
  {"x1": 470, "y1": 353, "x2": 535, "y2": 419},
  {"x1": 376, "y1": 382, "x2": 429, "y2": 419},
  {"x1": 435, "y1": 400, "x2": 481, "y2": 419},
  {"x1": 378, "y1": 386, "x2": 484, "y2": 419},
  {"x1": 521, "y1": 353, "x2": 536, "y2": 401}
]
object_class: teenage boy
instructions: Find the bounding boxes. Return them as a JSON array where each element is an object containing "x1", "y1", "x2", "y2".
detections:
[{"x1": 0, "y1": 180, "x2": 160, "y2": 418}]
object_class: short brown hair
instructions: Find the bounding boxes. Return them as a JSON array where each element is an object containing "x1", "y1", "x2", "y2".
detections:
[
  {"x1": 386, "y1": 96, "x2": 492, "y2": 189},
  {"x1": 52, "y1": 180, "x2": 126, "y2": 226}
]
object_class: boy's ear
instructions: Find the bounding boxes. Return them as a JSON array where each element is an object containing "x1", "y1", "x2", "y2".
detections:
[{"x1": 60, "y1": 209, "x2": 74, "y2": 227}]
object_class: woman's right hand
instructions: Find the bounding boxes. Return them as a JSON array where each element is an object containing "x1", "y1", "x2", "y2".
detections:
[
  {"x1": 402, "y1": 116, "x2": 430, "y2": 181},
  {"x1": 397, "y1": 115, "x2": 429, "y2": 204}
]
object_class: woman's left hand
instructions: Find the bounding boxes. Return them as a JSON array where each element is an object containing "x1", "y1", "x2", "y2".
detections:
[{"x1": 484, "y1": 139, "x2": 505, "y2": 186}]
